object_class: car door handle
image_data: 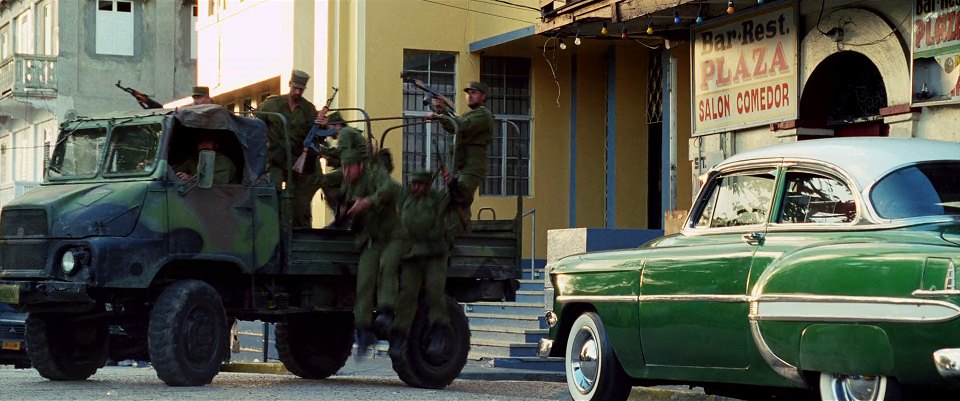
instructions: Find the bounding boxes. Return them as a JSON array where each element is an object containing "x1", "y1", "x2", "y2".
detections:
[{"x1": 742, "y1": 232, "x2": 764, "y2": 245}]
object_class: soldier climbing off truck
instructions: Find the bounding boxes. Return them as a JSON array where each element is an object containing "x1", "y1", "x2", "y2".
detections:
[{"x1": 0, "y1": 103, "x2": 522, "y2": 389}]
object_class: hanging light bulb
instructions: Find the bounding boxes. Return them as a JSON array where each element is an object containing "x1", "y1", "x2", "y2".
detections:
[
  {"x1": 621, "y1": 27, "x2": 629, "y2": 40},
  {"x1": 674, "y1": 10, "x2": 681, "y2": 25},
  {"x1": 574, "y1": 35, "x2": 581, "y2": 46},
  {"x1": 600, "y1": 23, "x2": 608, "y2": 36},
  {"x1": 646, "y1": 22, "x2": 654, "y2": 35},
  {"x1": 559, "y1": 39, "x2": 567, "y2": 50},
  {"x1": 696, "y1": 6, "x2": 704, "y2": 24},
  {"x1": 727, "y1": 1, "x2": 735, "y2": 14}
]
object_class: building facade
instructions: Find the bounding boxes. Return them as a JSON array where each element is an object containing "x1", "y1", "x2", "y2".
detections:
[{"x1": 0, "y1": 0, "x2": 197, "y2": 206}]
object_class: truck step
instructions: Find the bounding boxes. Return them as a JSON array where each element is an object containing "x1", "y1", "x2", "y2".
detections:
[
  {"x1": 466, "y1": 312, "x2": 545, "y2": 330},
  {"x1": 465, "y1": 302, "x2": 544, "y2": 316}
]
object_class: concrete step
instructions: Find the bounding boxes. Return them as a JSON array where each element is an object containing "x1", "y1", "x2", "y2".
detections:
[
  {"x1": 520, "y1": 269, "x2": 547, "y2": 280},
  {"x1": 468, "y1": 338, "x2": 539, "y2": 358},
  {"x1": 518, "y1": 279, "x2": 545, "y2": 292},
  {"x1": 466, "y1": 312, "x2": 545, "y2": 330},
  {"x1": 488, "y1": 356, "x2": 566, "y2": 372},
  {"x1": 469, "y1": 325, "x2": 549, "y2": 344},
  {"x1": 515, "y1": 290, "x2": 546, "y2": 304},
  {"x1": 465, "y1": 302, "x2": 544, "y2": 316}
]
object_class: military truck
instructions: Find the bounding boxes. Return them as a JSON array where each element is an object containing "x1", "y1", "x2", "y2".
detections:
[{"x1": 0, "y1": 105, "x2": 521, "y2": 388}]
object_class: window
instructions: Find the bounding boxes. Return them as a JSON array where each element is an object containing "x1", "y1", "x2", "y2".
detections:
[
  {"x1": 401, "y1": 50, "x2": 456, "y2": 185},
  {"x1": 695, "y1": 171, "x2": 776, "y2": 228},
  {"x1": 1, "y1": 144, "x2": 7, "y2": 183},
  {"x1": 481, "y1": 57, "x2": 531, "y2": 196},
  {"x1": 778, "y1": 172, "x2": 855, "y2": 224},
  {"x1": 16, "y1": 10, "x2": 33, "y2": 54},
  {"x1": 41, "y1": 3, "x2": 54, "y2": 55},
  {"x1": 190, "y1": 5, "x2": 198, "y2": 59},
  {"x1": 0, "y1": 25, "x2": 9, "y2": 60},
  {"x1": 104, "y1": 123, "x2": 162, "y2": 176},
  {"x1": 96, "y1": 0, "x2": 134, "y2": 56},
  {"x1": 207, "y1": 0, "x2": 216, "y2": 16},
  {"x1": 871, "y1": 162, "x2": 960, "y2": 219}
]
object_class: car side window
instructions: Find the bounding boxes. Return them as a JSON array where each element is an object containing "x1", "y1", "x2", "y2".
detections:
[
  {"x1": 778, "y1": 172, "x2": 856, "y2": 224},
  {"x1": 695, "y1": 172, "x2": 776, "y2": 228}
]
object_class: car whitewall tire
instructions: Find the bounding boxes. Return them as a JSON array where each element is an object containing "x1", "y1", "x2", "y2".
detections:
[
  {"x1": 819, "y1": 372, "x2": 901, "y2": 401},
  {"x1": 564, "y1": 312, "x2": 631, "y2": 401}
]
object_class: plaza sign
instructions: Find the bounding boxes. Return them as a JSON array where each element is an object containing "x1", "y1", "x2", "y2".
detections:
[
  {"x1": 692, "y1": 1, "x2": 798, "y2": 136},
  {"x1": 912, "y1": 0, "x2": 960, "y2": 105}
]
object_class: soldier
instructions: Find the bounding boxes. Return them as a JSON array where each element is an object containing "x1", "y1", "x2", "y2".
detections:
[
  {"x1": 175, "y1": 134, "x2": 238, "y2": 185},
  {"x1": 340, "y1": 148, "x2": 403, "y2": 359},
  {"x1": 191, "y1": 86, "x2": 213, "y2": 105},
  {"x1": 427, "y1": 81, "x2": 494, "y2": 215},
  {"x1": 313, "y1": 112, "x2": 368, "y2": 216},
  {"x1": 256, "y1": 69, "x2": 320, "y2": 228},
  {"x1": 389, "y1": 170, "x2": 455, "y2": 359}
]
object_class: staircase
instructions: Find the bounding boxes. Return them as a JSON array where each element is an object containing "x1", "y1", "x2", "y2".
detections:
[{"x1": 463, "y1": 269, "x2": 564, "y2": 371}]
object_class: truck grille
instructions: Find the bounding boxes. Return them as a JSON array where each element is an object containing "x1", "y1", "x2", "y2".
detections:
[
  {"x1": 0, "y1": 243, "x2": 48, "y2": 271},
  {"x1": 0, "y1": 324, "x2": 26, "y2": 340},
  {"x1": 1, "y1": 209, "x2": 48, "y2": 238}
]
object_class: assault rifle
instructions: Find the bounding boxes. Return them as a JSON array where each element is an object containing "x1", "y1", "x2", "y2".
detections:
[
  {"x1": 115, "y1": 81, "x2": 164, "y2": 109},
  {"x1": 293, "y1": 87, "x2": 339, "y2": 174},
  {"x1": 400, "y1": 71, "x2": 456, "y2": 116}
]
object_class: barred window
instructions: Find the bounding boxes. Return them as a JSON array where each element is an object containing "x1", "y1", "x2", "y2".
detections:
[
  {"x1": 401, "y1": 50, "x2": 456, "y2": 185},
  {"x1": 481, "y1": 57, "x2": 531, "y2": 196}
]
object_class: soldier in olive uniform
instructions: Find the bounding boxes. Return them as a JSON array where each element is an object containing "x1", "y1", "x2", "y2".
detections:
[
  {"x1": 390, "y1": 171, "x2": 456, "y2": 358},
  {"x1": 341, "y1": 148, "x2": 404, "y2": 359},
  {"x1": 427, "y1": 81, "x2": 494, "y2": 215},
  {"x1": 175, "y1": 135, "x2": 238, "y2": 185},
  {"x1": 313, "y1": 111, "x2": 370, "y2": 220},
  {"x1": 256, "y1": 70, "x2": 320, "y2": 228}
]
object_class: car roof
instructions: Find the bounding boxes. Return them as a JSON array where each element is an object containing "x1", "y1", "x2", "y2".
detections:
[{"x1": 714, "y1": 137, "x2": 960, "y2": 190}]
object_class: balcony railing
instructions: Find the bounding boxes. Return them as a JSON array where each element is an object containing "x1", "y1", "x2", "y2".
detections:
[{"x1": 0, "y1": 53, "x2": 57, "y2": 100}]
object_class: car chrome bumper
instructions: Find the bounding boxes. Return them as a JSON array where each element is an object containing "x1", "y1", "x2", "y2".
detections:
[
  {"x1": 934, "y1": 348, "x2": 960, "y2": 379},
  {"x1": 538, "y1": 338, "x2": 554, "y2": 358}
]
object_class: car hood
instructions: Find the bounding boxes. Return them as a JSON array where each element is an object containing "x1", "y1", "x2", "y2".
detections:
[
  {"x1": 551, "y1": 248, "x2": 646, "y2": 274},
  {"x1": 6, "y1": 182, "x2": 151, "y2": 238}
]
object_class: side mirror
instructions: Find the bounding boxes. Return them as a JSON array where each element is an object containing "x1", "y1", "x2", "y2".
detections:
[{"x1": 196, "y1": 150, "x2": 216, "y2": 189}]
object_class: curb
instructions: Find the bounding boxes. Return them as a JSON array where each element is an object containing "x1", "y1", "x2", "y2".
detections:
[
  {"x1": 627, "y1": 386, "x2": 731, "y2": 401},
  {"x1": 221, "y1": 362, "x2": 290, "y2": 375},
  {"x1": 457, "y1": 370, "x2": 565, "y2": 383}
]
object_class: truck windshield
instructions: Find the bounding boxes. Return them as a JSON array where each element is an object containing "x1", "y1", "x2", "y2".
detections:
[
  {"x1": 47, "y1": 126, "x2": 108, "y2": 179},
  {"x1": 103, "y1": 122, "x2": 163, "y2": 176},
  {"x1": 871, "y1": 161, "x2": 960, "y2": 219}
]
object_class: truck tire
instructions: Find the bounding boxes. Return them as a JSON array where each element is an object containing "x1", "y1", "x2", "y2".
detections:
[
  {"x1": 276, "y1": 312, "x2": 353, "y2": 379},
  {"x1": 391, "y1": 296, "x2": 470, "y2": 389},
  {"x1": 148, "y1": 280, "x2": 228, "y2": 386},
  {"x1": 25, "y1": 312, "x2": 108, "y2": 381}
]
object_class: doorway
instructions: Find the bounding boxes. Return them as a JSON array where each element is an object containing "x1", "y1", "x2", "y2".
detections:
[{"x1": 798, "y1": 51, "x2": 889, "y2": 139}]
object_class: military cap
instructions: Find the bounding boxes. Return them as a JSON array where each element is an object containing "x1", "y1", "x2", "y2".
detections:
[
  {"x1": 410, "y1": 171, "x2": 433, "y2": 184},
  {"x1": 341, "y1": 149, "x2": 366, "y2": 165},
  {"x1": 463, "y1": 81, "x2": 489, "y2": 94},
  {"x1": 191, "y1": 86, "x2": 210, "y2": 96},
  {"x1": 290, "y1": 70, "x2": 310, "y2": 89},
  {"x1": 326, "y1": 111, "x2": 346, "y2": 125}
]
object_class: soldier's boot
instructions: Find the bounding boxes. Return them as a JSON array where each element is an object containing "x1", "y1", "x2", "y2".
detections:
[
  {"x1": 374, "y1": 309, "x2": 395, "y2": 338},
  {"x1": 426, "y1": 323, "x2": 450, "y2": 362},
  {"x1": 354, "y1": 328, "x2": 377, "y2": 362},
  {"x1": 388, "y1": 330, "x2": 407, "y2": 360}
]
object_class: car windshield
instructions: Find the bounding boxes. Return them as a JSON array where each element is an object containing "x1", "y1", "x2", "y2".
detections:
[
  {"x1": 871, "y1": 161, "x2": 960, "y2": 219},
  {"x1": 47, "y1": 125, "x2": 108, "y2": 180},
  {"x1": 104, "y1": 122, "x2": 163, "y2": 176}
]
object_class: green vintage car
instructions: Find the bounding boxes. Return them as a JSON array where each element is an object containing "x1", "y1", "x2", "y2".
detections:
[{"x1": 539, "y1": 138, "x2": 960, "y2": 401}]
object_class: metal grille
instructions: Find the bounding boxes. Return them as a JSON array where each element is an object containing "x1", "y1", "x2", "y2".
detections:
[
  {"x1": 1, "y1": 209, "x2": 48, "y2": 237},
  {"x1": 647, "y1": 48, "x2": 664, "y2": 124},
  {"x1": 0, "y1": 242, "x2": 48, "y2": 270},
  {"x1": 0, "y1": 324, "x2": 26, "y2": 339},
  {"x1": 480, "y1": 57, "x2": 531, "y2": 196},
  {"x1": 401, "y1": 50, "x2": 457, "y2": 186}
]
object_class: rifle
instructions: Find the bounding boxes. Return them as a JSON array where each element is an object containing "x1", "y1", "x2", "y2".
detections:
[
  {"x1": 293, "y1": 87, "x2": 339, "y2": 174},
  {"x1": 400, "y1": 71, "x2": 456, "y2": 115},
  {"x1": 115, "y1": 81, "x2": 164, "y2": 109}
]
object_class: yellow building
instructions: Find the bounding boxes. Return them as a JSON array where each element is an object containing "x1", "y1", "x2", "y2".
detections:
[{"x1": 195, "y1": 0, "x2": 673, "y2": 264}]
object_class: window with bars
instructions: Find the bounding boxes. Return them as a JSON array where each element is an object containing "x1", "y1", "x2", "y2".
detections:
[
  {"x1": 1, "y1": 144, "x2": 7, "y2": 184},
  {"x1": 480, "y1": 57, "x2": 531, "y2": 196},
  {"x1": 401, "y1": 50, "x2": 456, "y2": 185}
]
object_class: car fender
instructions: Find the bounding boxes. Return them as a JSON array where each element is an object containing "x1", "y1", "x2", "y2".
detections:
[{"x1": 798, "y1": 324, "x2": 895, "y2": 376}]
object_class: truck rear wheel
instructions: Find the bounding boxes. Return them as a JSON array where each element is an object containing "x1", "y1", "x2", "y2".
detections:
[
  {"x1": 391, "y1": 296, "x2": 470, "y2": 389},
  {"x1": 276, "y1": 312, "x2": 353, "y2": 379},
  {"x1": 26, "y1": 312, "x2": 108, "y2": 381},
  {"x1": 148, "y1": 280, "x2": 228, "y2": 386}
]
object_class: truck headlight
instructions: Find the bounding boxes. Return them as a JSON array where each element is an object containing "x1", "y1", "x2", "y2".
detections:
[{"x1": 61, "y1": 251, "x2": 77, "y2": 274}]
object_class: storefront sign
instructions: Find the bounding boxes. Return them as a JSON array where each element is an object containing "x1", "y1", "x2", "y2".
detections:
[
  {"x1": 691, "y1": 2, "x2": 798, "y2": 136},
  {"x1": 912, "y1": 0, "x2": 960, "y2": 104}
]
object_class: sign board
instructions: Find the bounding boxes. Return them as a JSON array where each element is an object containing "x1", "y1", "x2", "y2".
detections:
[
  {"x1": 912, "y1": 0, "x2": 960, "y2": 105},
  {"x1": 691, "y1": 1, "x2": 798, "y2": 136}
]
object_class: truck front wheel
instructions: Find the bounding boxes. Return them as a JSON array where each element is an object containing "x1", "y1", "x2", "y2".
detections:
[
  {"x1": 276, "y1": 312, "x2": 353, "y2": 379},
  {"x1": 26, "y1": 312, "x2": 108, "y2": 381},
  {"x1": 391, "y1": 296, "x2": 470, "y2": 389},
  {"x1": 148, "y1": 280, "x2": 228, "y2": 386}
]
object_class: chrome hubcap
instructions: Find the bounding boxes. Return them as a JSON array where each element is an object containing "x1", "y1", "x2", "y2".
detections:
[
  {"x1": 569, "y1": 327, "x2": 600, "y2": 394},
  {"x1": 832, "y1": 374, "x2": 881, "y2": 401}
]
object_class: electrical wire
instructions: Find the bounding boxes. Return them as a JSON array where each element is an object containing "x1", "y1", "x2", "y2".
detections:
[
  {"x1": 488, "y1": 0, "x2": 540, "y2": 12},
  {"x1": 542, "y1": 35, "x2": 561, "y2": 108},
  {"x1": 420, "y1": 0, "x2": 537, "y2": 23},
  {"x1": 473, "y1": 0, "x2": 540, "y2": 12}
]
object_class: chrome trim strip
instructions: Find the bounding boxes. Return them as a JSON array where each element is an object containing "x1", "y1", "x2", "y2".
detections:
[
  {"x1": 637, "y1": 294, "x2": 750, "y2": 303},
  {"x1": 750, "y1": 320, "x2": 806, "y2": 386},
  {"x1": 913, "y1": 289, "x2": 960, "y2": 297},
  {"x1": 556, "y1": 295, "x2": 639, "y2": 303},
  {"x1": 751, "y1": 295, "x2": 960, "y2": 323}
]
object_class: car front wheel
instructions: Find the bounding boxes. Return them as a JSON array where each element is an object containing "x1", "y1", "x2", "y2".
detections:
[
  {"x1": 819, "y1": 372, "x2": 901, "y2": 401},
  {"x1": 565, "y1": 312, "x2": 631, "y2": 401}
]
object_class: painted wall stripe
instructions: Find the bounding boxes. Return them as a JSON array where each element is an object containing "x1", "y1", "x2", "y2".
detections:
[
  {"x1": 605, "y1": 46, "x2": 616, "y2": 228},
  {"x1": 569, "y1": 55, "x2": 577, "y2": 227}
]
